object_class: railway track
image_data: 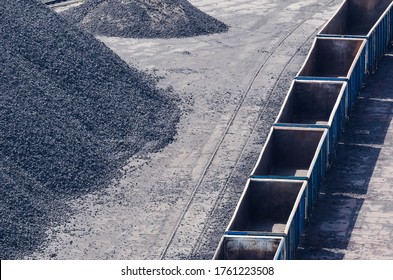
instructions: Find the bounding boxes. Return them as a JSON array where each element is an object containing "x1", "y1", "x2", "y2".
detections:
[
  {"x1": 190, "y1": 2, "x2": 340, "y2": 258},
  {"x1": 159, "y1": 0, "x2": 340, "y2": 259},
  {"x1": 207, "y1": 0, "x2": 393, "y2": 260}
]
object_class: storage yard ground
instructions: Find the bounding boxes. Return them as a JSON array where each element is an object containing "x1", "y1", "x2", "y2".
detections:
[{"x1": 4, "y1": 0, "x2": 393, "y2": 260}]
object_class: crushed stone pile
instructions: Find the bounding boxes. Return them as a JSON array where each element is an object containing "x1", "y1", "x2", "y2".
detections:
[
  {"x1": 63, "y1": 0, "x2": 228, "y2": 38},
  {"x1": 0, "y1": 0, "x2": 179, "y2": 259}
]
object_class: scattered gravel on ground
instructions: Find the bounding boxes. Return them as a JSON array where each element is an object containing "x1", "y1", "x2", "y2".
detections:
[
  {"x1": 0, "y1": 0, "x2": 179, "y2": 259},
  {"x1": 62, "y1": 0, "x2": 228, "y2": 38}
]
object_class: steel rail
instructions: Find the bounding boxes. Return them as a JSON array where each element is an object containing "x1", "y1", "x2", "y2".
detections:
[{"x1": 159, "y1": 0, "x2": 338, "y2": 260}]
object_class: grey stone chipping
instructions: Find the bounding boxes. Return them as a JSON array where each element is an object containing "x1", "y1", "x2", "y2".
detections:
[
  {"x1": 0, "y1": 0, "x2": 179, "y2": 259},
  {"x1": 62, "y1": 0, "x2": 229, "y2": 38}
]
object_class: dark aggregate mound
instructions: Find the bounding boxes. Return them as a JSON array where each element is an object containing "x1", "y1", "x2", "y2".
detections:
[
  {"x1": 63, "y1": 0, "x2": 228, "y2": 38},
  {"x1": 0, "y1": 0, "x2": 179, "y2": 259}
]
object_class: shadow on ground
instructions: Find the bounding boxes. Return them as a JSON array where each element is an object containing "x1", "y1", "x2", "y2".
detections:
[{"x1": 297, "y1": 48, "x2": 393, "y2": 259}]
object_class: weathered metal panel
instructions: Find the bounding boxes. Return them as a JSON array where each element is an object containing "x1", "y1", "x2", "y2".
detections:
[
  {"x1": 224, "y1": 179, "x2": 307, "y2": 260},
  {"x1": 250, "y1": 127, "x2": 328, "y2": 216},
  {"x1": 213, "y1": 235, "x2": 286, "y2": 260},
  {"x1": 317, "y1": 0, "x2": 393, "y2": 74},
  {"x1": 296, "y1": 37, "x2": 367, "y2": 113},
  {"x1": 274, "y1": 80, "x2": 347, "y2": 165}
]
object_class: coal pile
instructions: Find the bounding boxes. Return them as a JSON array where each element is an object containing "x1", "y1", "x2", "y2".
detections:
[
  {"x1": 0, "y1": 0, "x2": 179, "y2": 259},
  {"x1": 62, "y1": 0, "x2": 228, "y2": 38}
]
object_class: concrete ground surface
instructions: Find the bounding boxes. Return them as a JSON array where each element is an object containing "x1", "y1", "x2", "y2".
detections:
[
  {"x1": 27, "y1": 0, "x2": 380, "y2": 260},
  {"x1": 298, "y1": 49, "x2": 393, "y2": 260}
]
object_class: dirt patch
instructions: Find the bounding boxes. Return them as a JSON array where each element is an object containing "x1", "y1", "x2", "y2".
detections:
[
  {"x1": 0, "y1": 0, "x2": 179, "y2": 259},
  {"x1": 62, "y1": 0, "x2": 228, "y2": 38}
]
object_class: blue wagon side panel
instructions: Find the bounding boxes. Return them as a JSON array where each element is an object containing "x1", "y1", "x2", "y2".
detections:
[
  {"x1": 224, "y1": 179, "x2": 307, "y2": 260},
  {"x1": 317, "y1": 0, "x2": 393, "y2": 74},
  {"x1": 274, "y1": 80, "x2": 347, "y2": 166},
  {"x1": 296, "y1": 37, "x2": 367, "y2": 115},
  {"x1": 214, "y1": 0, "x2": 393, "y2": 262}
]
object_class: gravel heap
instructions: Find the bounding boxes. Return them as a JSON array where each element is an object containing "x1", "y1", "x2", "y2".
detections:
[
  {"x1": 63, "y1": 0, "x2": 228, "y2": 38},
  {"x1": 0, "y1": 0, "x2": 179, "y2": 259}
]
